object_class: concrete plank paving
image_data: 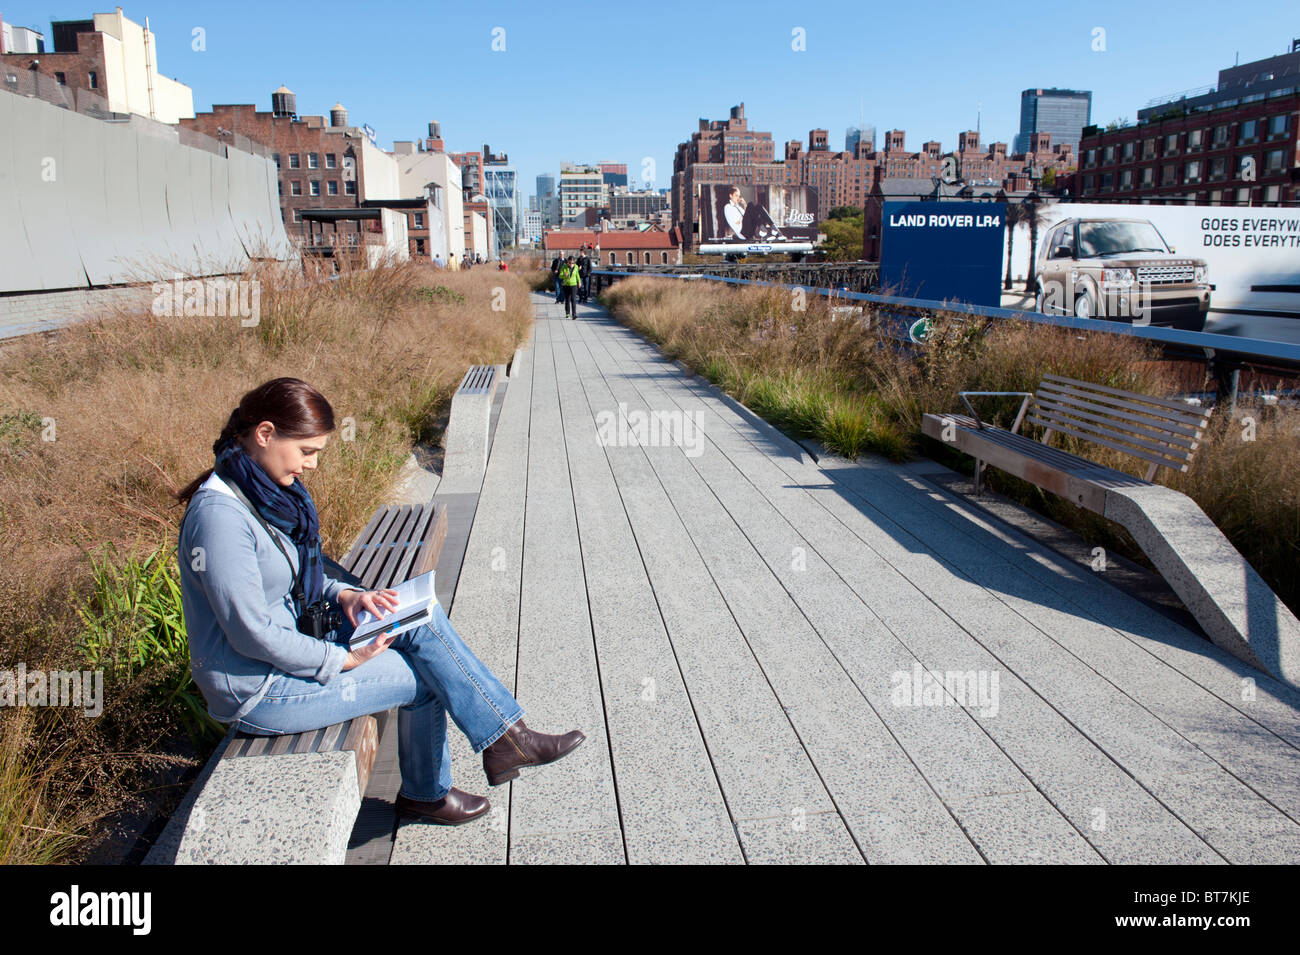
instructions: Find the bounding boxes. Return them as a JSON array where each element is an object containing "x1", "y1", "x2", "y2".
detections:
[
  {"x1": 388, "y1": 290, "x2": 1298, "y2": 863},
  {"x1": 579, "y1": 304, "x2": 1248, "y2": 867}
]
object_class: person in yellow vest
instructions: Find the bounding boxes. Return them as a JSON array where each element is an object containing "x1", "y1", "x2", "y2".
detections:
[{"x1": 559, "y1": 255, "x2": 581, "y2": 319}]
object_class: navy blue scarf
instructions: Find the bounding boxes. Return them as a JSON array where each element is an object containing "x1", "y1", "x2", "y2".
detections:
[{"x1": 214, "y1": 438, "x2": 324, "y2": 613}]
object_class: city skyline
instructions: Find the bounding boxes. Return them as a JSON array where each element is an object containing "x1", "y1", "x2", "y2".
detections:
[{"x1": 0, "y1": 0, "x2": 1290, "y2": 209}]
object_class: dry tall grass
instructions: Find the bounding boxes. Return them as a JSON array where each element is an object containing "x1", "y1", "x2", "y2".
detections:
[
  {"x1": 0, "y1": 258, "x2": 533, "y2": 862},
  {"x1": 600, "y1": 275, "x2": 1300, "y2": 616}
]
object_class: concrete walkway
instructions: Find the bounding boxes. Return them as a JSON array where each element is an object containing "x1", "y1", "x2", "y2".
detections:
[{"x1": 387, "y1": 290, "x2": 1300, "y2": 864}]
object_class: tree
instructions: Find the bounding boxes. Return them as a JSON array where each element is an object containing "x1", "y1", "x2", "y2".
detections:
[
  {"x1": 827, "y1": 205, "x2": 863, "y2": 221},
  {"x1": 1040, "y1": 167, "x2": 1057, "y2": 189},
  {"x1": 819, "y1": 213, "x2": 863, "y2": 260}
]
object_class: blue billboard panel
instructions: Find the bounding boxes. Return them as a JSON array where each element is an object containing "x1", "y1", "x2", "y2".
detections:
[{"x1": 881, "y1": 202, "x2": 1005, "y2": 307}]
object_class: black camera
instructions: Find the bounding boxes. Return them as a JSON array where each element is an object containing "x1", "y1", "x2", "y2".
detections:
[{"x1": 297, "y1": 600, "x2": 344, "y2": 640}]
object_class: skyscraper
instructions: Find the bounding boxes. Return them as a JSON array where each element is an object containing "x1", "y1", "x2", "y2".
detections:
[{"x1": 1016, "y1": 88, "x2": 1091, "y2": 156}]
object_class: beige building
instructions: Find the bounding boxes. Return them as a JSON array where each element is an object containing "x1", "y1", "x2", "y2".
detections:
[{"x1": 391, "y1": 142, "x2": 466, "y2": 262}]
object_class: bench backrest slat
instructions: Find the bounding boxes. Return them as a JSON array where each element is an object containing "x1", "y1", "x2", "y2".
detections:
[
  {"x1": 346, "y1": 506, "x2": 403, "y2": 587},
  {"x1": 1036, "y1": 381, "x2": 1208, "y2": 439},
  {"x1": 365, "y1": 504, "x2": 417, "y2": 589},
  {"x1": 1031, "y1": 374, "x2": 1212, "y2": 475},
  {"x1": 390, "y1": 504, "x2": 435, "y2": 584},
  {"x1": 1025, "y1": 413, "x2": 1195, "y2": 473},
  {"x1": 1033, "y1": 396, "x2": 1201, "y2": 453}
]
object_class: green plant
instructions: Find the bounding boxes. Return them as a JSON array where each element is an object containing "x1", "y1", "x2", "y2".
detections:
[
  {"x1": 75, "y1": 541, "x2": 224, "y2": 746},
  {"x1": 415, "y1": 285, "x2": 467, "y2": 305}
]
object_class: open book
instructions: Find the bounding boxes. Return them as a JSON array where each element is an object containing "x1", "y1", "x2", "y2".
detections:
[{"x1": 348, "y1": 570, "x2": 436, "y2": 648}]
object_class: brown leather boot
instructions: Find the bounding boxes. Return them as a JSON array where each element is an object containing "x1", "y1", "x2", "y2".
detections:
[
  {"x1": 395, "y1": 788, "x2": 490, "y2": 825},
  {"x1": 482, "y1": 720, "x2": 585, "y2": 786}
]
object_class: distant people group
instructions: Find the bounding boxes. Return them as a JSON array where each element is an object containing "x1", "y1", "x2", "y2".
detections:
[{"x1": 551, "y1": 245, "x2": 594, "y2": 319}]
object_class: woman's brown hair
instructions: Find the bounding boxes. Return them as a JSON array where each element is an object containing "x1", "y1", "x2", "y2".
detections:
[{"x1": 175, "y1": 377, "x2": 335, "y2": 506}]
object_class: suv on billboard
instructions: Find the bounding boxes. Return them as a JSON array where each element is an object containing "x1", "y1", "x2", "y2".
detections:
[{"x1": 1034, "y1": 217, "x2": 1211, "y2": 331}]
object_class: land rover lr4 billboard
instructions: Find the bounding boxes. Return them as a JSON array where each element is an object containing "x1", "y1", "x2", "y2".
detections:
[
  {"x1": 1003, "y1": 202, "x2": 1300, "y2": 340},
  {"x1": 697, "y1": 184, "x2": 820, "y2": 255}
]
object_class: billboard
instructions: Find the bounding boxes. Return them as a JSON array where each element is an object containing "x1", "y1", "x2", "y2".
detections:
[
  {"x1": 697, "y1": 184, "x2": 819, "y2": 254},
  {"x1": 881, "y1": 202, "x2": 1005, "y2": 307},
  {"x1": 1003, "y1": 202, "x2": 1300, "y2": 340}
]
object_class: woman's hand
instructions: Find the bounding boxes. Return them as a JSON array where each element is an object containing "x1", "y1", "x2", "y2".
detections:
[
  {"x1": 342, "y1": 632, "x2": 397, "y2": 671},
  {"x1": 337, "y1": 587, "x2": 400, "y2": 627}
]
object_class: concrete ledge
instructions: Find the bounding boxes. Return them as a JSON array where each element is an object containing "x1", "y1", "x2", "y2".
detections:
[
  {"x1": 441, "y1": 364, "x2": 500, "y2": 490},
  {"x1": 170, "y1": 752, "x2": 361, "y2": 865},
  {"x1": 1104, "y1": 484, "x2": 1300, "y2": 689}
]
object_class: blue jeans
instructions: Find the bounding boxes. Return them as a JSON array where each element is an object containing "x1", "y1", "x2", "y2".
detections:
[
  {"x1": 233, "y1": 601, "x2": 524, "y2": 802},
  {"x1": 554, "y1": 274, "x2": 563, "y2": 301}
]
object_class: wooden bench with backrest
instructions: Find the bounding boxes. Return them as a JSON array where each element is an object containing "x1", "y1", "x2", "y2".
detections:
[
  {"x1": 922, "y1": 373, "x2": 1212, "y2": 514},
  {"x1": 921, "y1": 374, "x2": 1300, "y2": 690}
]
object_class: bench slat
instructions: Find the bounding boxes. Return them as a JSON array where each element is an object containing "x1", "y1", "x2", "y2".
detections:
[
  {"x1": 340, "y1": 507, "x2": 389, "y2": 576},
  {"x1": 1026, "y1": 414, "x2": 1191, "y2": 472},
  {"x1": 368, "y1": 504, "x2": 419, "y2": 589},
  {"x1": 1040, "y1": 373, "x2": 1208, "y2": 417},
  {"x1": 1037, "y1": 381, "x2": 1209, "y2": 436},
  {"x1": 1033, "y1": 396, "x2": 1202, "y2": 455},
  {"x1": 350, "y1": 506, "x2": 403, "y2": 588},
  {"x1": 390, "y1": 504, "x2": 435, "y2": 584}
]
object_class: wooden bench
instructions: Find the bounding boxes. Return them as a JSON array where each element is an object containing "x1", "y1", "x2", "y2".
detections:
[
  {"x1": 922, "y1": 374, "x2": 1300, "y2": 689},
  {"x1": 922, "y1": 373, "x2": 1212, "y2": 511}
]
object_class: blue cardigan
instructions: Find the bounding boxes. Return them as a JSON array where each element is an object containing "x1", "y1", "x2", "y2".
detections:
[{"x1": 178, "y1": 471, "x2": 354, "y2": 724}]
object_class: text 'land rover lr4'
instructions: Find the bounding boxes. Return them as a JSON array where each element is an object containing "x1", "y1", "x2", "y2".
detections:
[{"x1": 1034, "y1": 218, "x2": 1212, "y2": 331}]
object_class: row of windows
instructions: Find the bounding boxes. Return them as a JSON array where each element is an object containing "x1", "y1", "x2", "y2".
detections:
[
  {"x1": 1082, "y1": 149, "x2": 1290, "y2": 190},
  {"x1": 1082, "y1": 182, "x2": 1287, "y2": 203},
  {"x1": 274, "y1": 153, "x2": 338, "y2": 170},
  {"x1": 1084, "y1": 115, "x2": 1290, "y2": 166},
  {"x1": 278, "y1": 179, "x2": 356, "y2": 196}
]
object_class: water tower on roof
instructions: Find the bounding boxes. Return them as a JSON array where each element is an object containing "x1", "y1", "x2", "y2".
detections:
[
  {"x1": 271, "y1": 85, "x2": 297, "y2": 119},
  {"x1": 330, "y1": 102, "x2": 348, "y2": 128}
]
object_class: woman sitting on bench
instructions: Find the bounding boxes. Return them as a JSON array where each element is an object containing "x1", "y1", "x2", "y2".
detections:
[{"x1": 174, "y1": 377, "x2": 584, "y2": 825}]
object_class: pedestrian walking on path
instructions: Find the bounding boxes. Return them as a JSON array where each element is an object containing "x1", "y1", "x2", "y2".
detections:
[
  {"x1": 175, "y1": 378, "x2": 585, "y2": 825},
  {"x1": 551, "y1": 254, "x2": 563, "y2": 303},
  {"x1": 559, "y1": 255, "x2": 582, "y2": 318},
  {"x1": 577, "y1": 248, "x2": 592, "y2": 303}
]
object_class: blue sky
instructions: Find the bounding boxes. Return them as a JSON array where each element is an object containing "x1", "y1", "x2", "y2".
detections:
[{"x1": 4, "y1": 0, "x2": 1292, "y2": 199}]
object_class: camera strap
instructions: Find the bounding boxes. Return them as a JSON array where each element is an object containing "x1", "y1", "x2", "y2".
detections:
[{"x1": 217, "y1": 472, "x2": 307, "y2": 614}]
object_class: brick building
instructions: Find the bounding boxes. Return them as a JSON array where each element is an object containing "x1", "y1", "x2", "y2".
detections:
[
  {"x1": 0, "y1": 7, "x2": 193, "y2": 122},
  {"x1": 180, "y1": 89, "x2": 377, "y2": 246},
  {"x1": 450, "y1": 150, "x2": 485, "y2": 201},
  {"x1": 543, "y1": 227, "x2": 682, "y2": 266},
  {"x1": 1075, "y1": 43, "x2": 1300, "y2": 206}
]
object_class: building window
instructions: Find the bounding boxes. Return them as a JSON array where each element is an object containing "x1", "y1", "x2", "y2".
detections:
[
  {"x1": 1210, "y1": 156, "x2": 1227, "y2": 180},
  {"x1": 326, "y1": 153, "x2": 337, "y2": 169},
  {"x1": 1187, "y1": 128, "x2": 1203, "y2": 150},
  {"x1": 291, "y1": 181, "x2": 302, "y2": 196},
  {"x1": 273, "y1": 153, "x2": 281, "y2": 169},
  {"x1": 1265, "y1": 149, "x2": 1285, "y2": 173},
  {"x1": 1184, "y1": 160, "x2": 1201, "y2": 183},
  {"x1": 1161, "y1": 165, "x2": 1177, "y2": 186},
  {"x1": 414, "y1": 213, "x2": 424, "y2": 229},
  {"x1": 1267, "y1": 114, "x2": 1288, "y2": 139},
  {"x1": 1142, "y1": 138, "x2": 1157, "y2": 159},
  {"x1": 1100, "y1": 172, "x2": 1114, "y2": 192},
  {"x1": 54, "y1": 71, "x2": 66, "y2": 85},
  {"x1": 661, "y1": 252, "x2": 669, "y2": 264},
  {"x1": 1164, "y1": 133, "x2": 1178, "y2": 154},
  {"x1": 308, "y1": 153, "x2": 319, "y2": 169},
  {"x1": 609, "y1": 252, "x2": 616, "y2": 264},
  {"x1": 87, "y1": 71, "x2": 98, "y2": 89},
  {"x1": 415, "y1": 239, "x2": 425, "y2": 255},
  {"x1": 1085, "y1": 148, "x2": 1096, "y2": 167},
  {"x1": 327, "y1": 180, "x2": 338, "y2": 196},
  {"x1": 626, "y1": 252, "x2": 633, "y2": 264},
  {"x1": 1212, "y1": 125, "x2": 1229, "y2": 147},
  {"x1": 1209, "y1": 189, "x2": 1222, "y2": 205},
  {"x1": 1264, "y1": 184, "x2": 1281, "y2": 203},
  {"x1": 292, "y1": 209, "x2": 302, "y2": 222},
  {"x1": 277, "y1": 180, "x2": 283, "y2": 196},
  {"x1": 309, "y1": 180, "x2": 320, "y2": 196},
  {"x1": 1237, "y1": 187, "x2": 1252, "y2": 203},
  {"x1": 1103, "y1": 145, "x2": 1115, "y2": 164},
  {"x1": 644, "y1": 251, "x2": 652, "y2": 264},
  {"x1": 344, "y1": 180, "x2": 356, "y2": 195},
  {"x1": 1120, "y1": 169, "x2": 1133, "y2": 189},
  {"x1": 289, "y1": 153, "x2": 300, "y2": 169},
  {"x1": 1122, "y1": 141, "x2": 1135, "y2": 161},
  {"x1": 1238, "y1": 119, "x2": 1258, "y2": 145}
]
